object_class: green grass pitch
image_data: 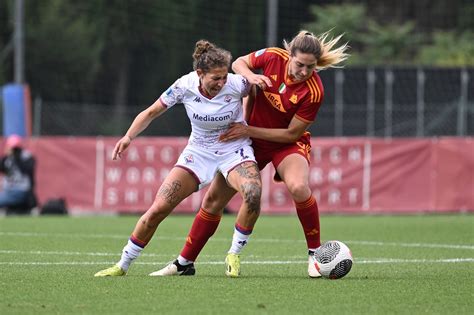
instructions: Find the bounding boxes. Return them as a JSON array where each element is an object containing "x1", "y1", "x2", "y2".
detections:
[{"x1": 1, "y1": 213, "x2": 473, "y2": 314}]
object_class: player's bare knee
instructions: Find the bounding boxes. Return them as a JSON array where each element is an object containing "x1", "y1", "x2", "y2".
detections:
[
  {"x1": 145, "y1": 201, "x2": 171, "y2": 224},
  {"x1": 288, "y1": 182, "x2": 310, "y2": 200},
  {"x1": 201, "y1": 193, "x2": 224, "y2": 214}
]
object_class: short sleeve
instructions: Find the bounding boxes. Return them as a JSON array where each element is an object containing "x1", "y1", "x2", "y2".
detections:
[
  {"x1": 249, "y1": 48, "x2": 271, "y2": 70},
  {"x1": 295, "y1": 74, "x2": 325, "y2": 123},
  {"x1": 249, "y1": 47, "x2": 287, "y2": 71},
  {"x1": 235, "y1": 75, "x2": 251, "y2": 98},
  {"x1": 223, "y1": 74, "x2": 251, "y2": 98},
  {"x1": 159, "y1": 77, "x2": 187, "y2": 108},
  {"x1": 295, "y1": 93, "x2": 324, "y2": 123}
]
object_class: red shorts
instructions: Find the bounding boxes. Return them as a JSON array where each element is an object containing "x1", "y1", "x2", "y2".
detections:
[{"x1": 253, "y1": 132, "x2": 312, "y2": 182}]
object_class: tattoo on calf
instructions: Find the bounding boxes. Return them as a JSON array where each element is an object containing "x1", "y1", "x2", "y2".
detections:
[
  {"x1": 157, "y1": 180, "x2": 182, "y2": 205},
  {"x1": 241, "y1": 182, "x2": 262, "y2": 214}
]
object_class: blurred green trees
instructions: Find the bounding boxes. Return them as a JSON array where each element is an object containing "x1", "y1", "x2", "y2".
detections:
[
  {"x1": 304, "y1": 3, "x2": 473, "y2": 66},
  {"x1": 417, "y1": 31, "x2": 474, "y2": 66},
  {"x1": 0, "y1": 0, "x2": 472, "y2": 106}
]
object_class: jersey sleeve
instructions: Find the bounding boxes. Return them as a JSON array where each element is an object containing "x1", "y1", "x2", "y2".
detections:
[
  {"x1": 249, "y1": 48, "x2": 276, "y2": 70},
  {"x1": 228, "y1": 74, "x2": 251, "y2": 98},
  {"x1": 159, "y1": 75, "x2": 187, "y2": 108},
  {"x1": 295, "y1": 74, "x2": 325, "y2": 123},
  {"x1": 294, "y1": 94, "x2": 324, "y2": 124}
]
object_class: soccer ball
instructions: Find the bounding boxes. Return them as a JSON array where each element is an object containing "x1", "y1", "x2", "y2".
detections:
[{"x1": 312, "y1": 240, "x2": 353, "y2": 279}]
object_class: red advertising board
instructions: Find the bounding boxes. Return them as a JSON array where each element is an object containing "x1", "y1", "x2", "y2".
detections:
[{"x1": 2, "y1": 137, "x2": 473, "y2": 214}]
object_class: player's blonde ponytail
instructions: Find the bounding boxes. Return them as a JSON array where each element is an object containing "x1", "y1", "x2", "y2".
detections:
[{"x1": 283, "y1": 30, "x2": 349, "y2": 70}]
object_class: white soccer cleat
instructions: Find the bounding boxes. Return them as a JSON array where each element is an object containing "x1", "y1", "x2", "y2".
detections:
[
  {"x1": 149, "y1": 260, "x2": 195, "y2": 276},
  {"x1": 308, "y1": 254, "x2": 322, "y2": 278}
]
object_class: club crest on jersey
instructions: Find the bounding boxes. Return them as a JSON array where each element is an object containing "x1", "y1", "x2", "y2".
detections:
[
  {"x1": 184, "y1": 155, "x2": 194, "y2": 164},
  {"x1": 263, "y1": 91, "x2": 286, "y2": 113},
  {"x1": 255, "y1": 49, "x2": 266, "y2": 57},
  {"x1": 224, "y1": 95, "x2": 232, "y2": 103},
  {"x1": 270, "y1": 74, "x2": 277, "y2": 81},
  {"x1": 289, "y1": 94, "x2": 298, "y2": 104}
]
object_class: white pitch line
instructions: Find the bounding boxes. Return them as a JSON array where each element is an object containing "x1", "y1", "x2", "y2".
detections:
[
  {"x1": 1, "y1": 231, "x2": 473, "y2": 250},
  {"x1": 0, "y1": 258, "x2": 473, "y2": 266},
  {"x1": 1, "y1": 250, "x2": 473, "y2": 264},
  {"x1": 0, "y1": 249, "x2": 219, "y2": 258},
  {"x1": 0, "y1": 249, "x2": 324, "y2": 259},
  {"x1": 346, "y1": 240, "x2": 474, "y2": 250},
  {"x1": 356, "y1": 258, "x2": 474, "y2": 264}
]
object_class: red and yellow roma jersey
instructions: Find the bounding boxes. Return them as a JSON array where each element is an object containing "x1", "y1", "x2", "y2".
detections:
[{"x1": 248, "y1": 47, "x2": 324, "y2": 152}]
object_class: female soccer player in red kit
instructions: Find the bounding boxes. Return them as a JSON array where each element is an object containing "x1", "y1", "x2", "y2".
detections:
[
  {"x1": 156, "y1": 30, "x2": 349, "y2": 278},
  {"x1": 222, "y1": 30, "x2": 348, "y2": 277}
]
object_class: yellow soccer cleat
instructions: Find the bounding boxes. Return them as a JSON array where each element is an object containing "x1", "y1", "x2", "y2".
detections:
[
  {"x1": 225, "y1": 253, "x2": 241, "y2": 278},
  {"x1": 94, "y1": 265, "x2": 126, "y2": 277}
]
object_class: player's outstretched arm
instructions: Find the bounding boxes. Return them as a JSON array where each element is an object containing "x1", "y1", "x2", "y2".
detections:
[{"x1": 112, "y1": 99, "x2": 167, "y2": 160}]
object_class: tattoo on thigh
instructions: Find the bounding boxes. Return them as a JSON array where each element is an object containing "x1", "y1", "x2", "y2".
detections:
[
  {"x1": 235, "y1": 163, "x2": 260, "y2": 180},
  {"x1": 157, "y1": 180, "x2": 182, "y2": 205}
]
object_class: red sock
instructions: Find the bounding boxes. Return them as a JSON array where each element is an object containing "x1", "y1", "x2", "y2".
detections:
[
  {"x1": 180, "y1": 208, "x2": 221, "y2": 261},
  {"x1": 295, "y1": 195, "x2": 321, "y2": 249}
]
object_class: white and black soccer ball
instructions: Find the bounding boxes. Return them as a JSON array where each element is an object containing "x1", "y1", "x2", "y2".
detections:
[{"x1": 313, "y1": 240, "x2": 353, "y2": 279}]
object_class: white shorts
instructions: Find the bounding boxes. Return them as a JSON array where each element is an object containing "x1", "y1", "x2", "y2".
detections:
[{"x1": 175, "y1": 144, "x2": 256, "y2": 190}]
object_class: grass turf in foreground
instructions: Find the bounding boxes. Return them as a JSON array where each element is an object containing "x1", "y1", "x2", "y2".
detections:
[{"x1": 0, "y1": 214, "x2": 473, "y2": 314}]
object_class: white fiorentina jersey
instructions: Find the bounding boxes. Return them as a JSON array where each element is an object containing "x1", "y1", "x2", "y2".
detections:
[{"x1": 159, "y1": 71, "x2": 252, "y2": 152}]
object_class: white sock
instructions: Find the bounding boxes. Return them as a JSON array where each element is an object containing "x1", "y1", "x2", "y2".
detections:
[
  {"x1": 228, "y1": 227, "x2": 251, "y2": 255},
  {"x1": 177, "y1": 255, "x2": 194, "y2": 266},
  {"x1": 117, "y1": 239, "x2": 143, "y2": 271}
]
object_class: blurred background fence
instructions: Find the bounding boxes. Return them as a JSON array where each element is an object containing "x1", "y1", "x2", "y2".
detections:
[{"x1": 26, "y1": 67, "x2": 474, "y2": 137}]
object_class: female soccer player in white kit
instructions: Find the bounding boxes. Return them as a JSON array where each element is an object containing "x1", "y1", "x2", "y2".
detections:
[{"x1": 94, "y1": 40, "x2": 261, "y2": 277}]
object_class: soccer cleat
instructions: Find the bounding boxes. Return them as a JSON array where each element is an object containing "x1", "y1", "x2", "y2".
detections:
[
  {"x1": 308, "y1": 251, "x2": 322, "y2": 278},
  {"x1": 225, "y1": 253, "x2": 241, "y2": 277},
  {"x1": 94, "y1": 265, "x2": 126, "y2": 277},
  {"x1": 149, "y1": 260, "x2": 195, "y2": 276}
]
